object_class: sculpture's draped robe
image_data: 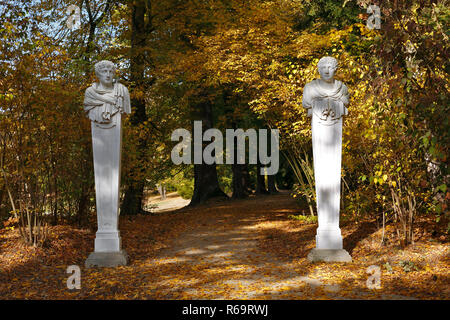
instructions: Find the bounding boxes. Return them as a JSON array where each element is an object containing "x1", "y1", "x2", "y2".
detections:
[
  {"x1": 84, "y1": 82, "x2": 131, "y2": 128},
  {"x1": 302, "y1": 79, "x2": 348, "y2": 123},
  {"x1": 302, "y1": 79, "x2": 349, "y2": 250}
]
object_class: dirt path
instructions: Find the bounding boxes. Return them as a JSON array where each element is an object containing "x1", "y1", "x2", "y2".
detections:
[
  {"x1": 146, "y1": 192, "x2": 318, "y2": 299},
  {"x1": 145, "y1": 192, "x2": 191, "y2": 213},
  {"x1": 154, "y1": 216, "x2": 330, "y2": 299},
  {"x1": 139, "y1": 192, "x2": 407, "y2": 299},
  {"x1": 144, "y1": 192, "x2": 422, "y2": 299}
]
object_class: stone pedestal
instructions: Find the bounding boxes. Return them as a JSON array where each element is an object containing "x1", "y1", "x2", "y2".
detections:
[
  {"x1": 85, "y1": 250, "x2": 128, "y2": 268},
  {"x1": 307, "y1": 249, "x2": 352, "y2": 262},
  {"x1": 85, "y1": 113, "x2": 128, "y2": 267},
  {"x1": 309, "y1": 112, "x2": 351, "y2": 262}
]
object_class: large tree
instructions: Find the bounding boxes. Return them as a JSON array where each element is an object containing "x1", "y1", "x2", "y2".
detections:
[
  {"x1": 189, "y1": 88, "x2": 228, "y2": 205},
  {"x1": 120, "y1": 0, "x2": 154, "y2": 215}
]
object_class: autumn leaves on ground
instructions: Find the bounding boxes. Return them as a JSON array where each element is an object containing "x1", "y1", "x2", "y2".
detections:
[{"x1": 0, "y1": 191, "x2": 448, "y2": 300}]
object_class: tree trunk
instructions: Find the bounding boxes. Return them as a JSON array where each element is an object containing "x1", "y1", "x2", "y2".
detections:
[
  {"x1": 77, "y1": 142, "x2": 93, "y2": 225},
  {"x1": 120, "y1": 0, "x2": 154, "y2": 215},
  {"x1": 267, "y1": 173, "x2": 278, "y2": 194},
  {"x1": 77, "y1": 187, "x2": 89, "y2": 227},
  {"x1": 121, "y1": 183, "x2": 145, "y2": 215},
  {"x1": 0, "y1": 185, "x2": 5, "y2": 216},
  {"x1": 232, "y1": 164, "x2": 247, "y2": 199},
  {"x1": 189, "y1": 92, "x2": 227, "y2": 206},
  {"x1": 256, "y1": 161, "x2": 269, "y2": 194},
  {"x1": 231, "y1": 122, "x2": 247, "y2": 199},
  {"x1": 242, "y1": 163, "x2": 252, "y2": 194},
  {"x1": 190, "y1": 163, "x2": 227, "y2": 205}
]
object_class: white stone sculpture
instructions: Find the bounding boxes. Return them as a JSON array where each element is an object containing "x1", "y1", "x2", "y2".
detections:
[
  {"x1": 302, "y1": 57, "x2": 352, "y2": 262},
  {"x1": 84, "y1": 60, "x2": 130, "y2": 267}
]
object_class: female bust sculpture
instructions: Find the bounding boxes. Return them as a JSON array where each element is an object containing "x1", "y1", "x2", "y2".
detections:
[
  {"x1": 302, "y1": 57, "x2": 352, "y2": 261},
  {"x1": 302, "y1": 56, "x2": 349, "y2": 125}
]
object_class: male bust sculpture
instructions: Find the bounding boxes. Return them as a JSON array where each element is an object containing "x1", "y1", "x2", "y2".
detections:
[
  {"x1": 84, "y1": 60, "x2": 131, "y2": 128},
  {"x1": 84, "y1": 60, "x2": 130, "y2": 267},
  {"x1": 302, "y1": 56, "x2": 349, "y2": 124}
]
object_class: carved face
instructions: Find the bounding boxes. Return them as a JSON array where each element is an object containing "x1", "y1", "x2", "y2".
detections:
[
  {"x1": 318, "y1": 63, "x2": 336, "y2": 82},
  {"x1": 96, "y1": 67, "x2": 115, "y2": 87}
]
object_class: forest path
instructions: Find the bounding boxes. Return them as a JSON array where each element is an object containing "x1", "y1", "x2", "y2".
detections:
[
  {"x1": 148, "y1": 191, "x2": 328, "y2": 299},
  {"x1": 145, "y1": 191, "x2": 190, "y2": 213},
  {"x1": 145, "y1": 191, "x2": 415, "y2": 299}
]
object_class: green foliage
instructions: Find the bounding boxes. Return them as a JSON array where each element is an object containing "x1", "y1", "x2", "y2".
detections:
[
  {"x1": 164, "y1": 168, "x2": 195, "y2": 200},
  {"x1": 399, "y1": 260, "x2": 419, "y2": 273},
  {"x1": 283, "y1": 144, "x2": 315, "y2": 216},
  {"x1": 176, "y1": 180, "x2": 194, "y2": 200},
  {"x1": 383, "y1": 262, "x2": 393, "y2": 274},
  {"x1": 288, "y1": 214, "x2": 318, "y2": 224},
  {"x1": 217, "y1": 165, "x2": 233, "y2": 196},
  {"x1": 293, "y1": 0, "x2": 361, "y2": 32}
]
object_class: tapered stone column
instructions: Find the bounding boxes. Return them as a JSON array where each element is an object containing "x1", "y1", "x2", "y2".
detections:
[
  {"x1": 302, "y1": 57, "x2": 352, "y2": 262},
  {"x1": 312, "y1": 114, "x2": 344, "y2": 249},
  {"x1": 91, "y1": 113, "x2": 123, "y2": 251},
  {"x1": 83, "y1": 60, "x2": 131, "y2": 267}
]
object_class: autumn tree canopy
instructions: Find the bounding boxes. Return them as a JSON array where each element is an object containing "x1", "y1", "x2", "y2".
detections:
[{"x1": 0, "y1": 0, "x2": 448, "y2": 247}]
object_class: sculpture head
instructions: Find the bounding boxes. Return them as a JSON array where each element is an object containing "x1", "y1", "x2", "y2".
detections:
[
  {"x1": 317, "y1": 56, "x2": 338, "y2": 83},
  {"x1": 94, "y1": 60, "x2": 116, "y2": 87}
]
